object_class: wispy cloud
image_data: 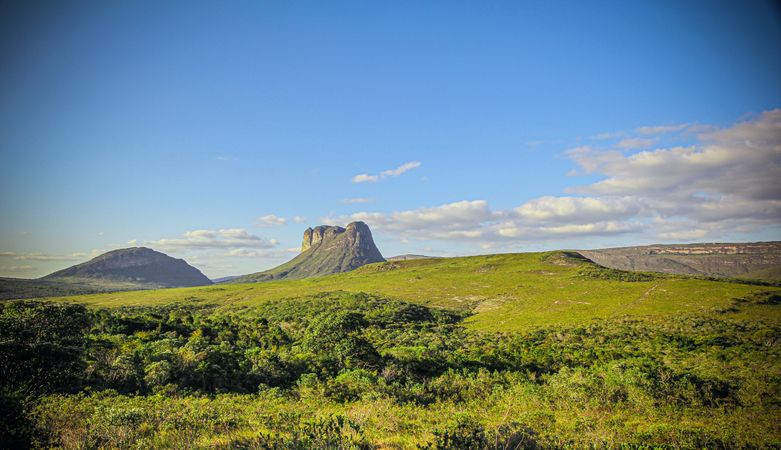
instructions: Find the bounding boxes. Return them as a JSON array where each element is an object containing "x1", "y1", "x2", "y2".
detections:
[
  {"x1": 0, "y1": 251, "x2": 85, "y2": 261},
  {"x1": 342, "y1": 197, "x2": 374, "y2": 204},
  {"x1": 224, "y1": 247, "x2": 299, "y2": 259},
  {"x1": 0, "y1": 264, "x2": 34, "y2": 273},
  {"x1": 148, "y1": 229, "x2": 279, "y2": 251},
  {"x1": 616, "y1": 138, "x2": 656, "y2": 149},
  {"x1": 352, "y1": 161, "x2": 422, "y2": 183},
  {"x1": 352, "y1": 174, "x2": 379, "y2": 183},
  {"x1": 256, "y1": 214, "x2": 287, "y2": 226},
  {"x1": 635, "y1": 123, "x2": 689, "y2": 135},
  {"x1": 225, "y1": 248, "x2": 274, "y2": 258},
  {"x1": 380, "y1": 161, "x2": 421, "y2": 177}
]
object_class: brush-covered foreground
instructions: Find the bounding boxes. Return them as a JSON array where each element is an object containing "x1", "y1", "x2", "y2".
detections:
[{"x1": 2, "y1": 252, "x2": 780, "y2": 448}]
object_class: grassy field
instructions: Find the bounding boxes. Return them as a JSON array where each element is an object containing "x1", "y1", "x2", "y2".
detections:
[
  {"x1": 49, "y1": 251, "x2": 779, "y2": 332},
  {"x1": 5, "y1": 251, "x2": 780, "y2": 448}
]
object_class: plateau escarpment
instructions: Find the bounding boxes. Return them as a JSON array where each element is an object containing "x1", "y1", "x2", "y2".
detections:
[{"x1": 579, "y1": 242, "x2": 781, "y2": 281}]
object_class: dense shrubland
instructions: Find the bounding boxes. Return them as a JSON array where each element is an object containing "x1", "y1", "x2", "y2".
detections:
[{"x1": 1, "y1": 291, "x2": 780, "y2": 448}]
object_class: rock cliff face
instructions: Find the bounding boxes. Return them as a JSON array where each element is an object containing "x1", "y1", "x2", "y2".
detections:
[
  {"x1": 579, "y1": 242, "x2": 781, "y2": 281},
  {"x1": 229, "y1": 222, "x2": 385, "y2": 283},
  {"x1": 301, "y1": 225, "x2": 347, "y2": 252},
  {"x1": 43, "y1": 247, "x2": 213, "y2": 287}
]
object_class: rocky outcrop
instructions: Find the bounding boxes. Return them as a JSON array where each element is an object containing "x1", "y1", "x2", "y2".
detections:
[
  {"x1": 229, "y1": 221, "x2": 385, "y2": 283},
  {"x1": 302, "y1": 225, "x2": 346, "y2": 252}
]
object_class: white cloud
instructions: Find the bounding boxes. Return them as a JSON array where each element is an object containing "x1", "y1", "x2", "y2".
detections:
[
  {"x1": 352, "y1": 174, "x2": 379, "y2": 183},
  {"x1": 538, "y1": 221, "x2": 639, "y2": 236},
  {"x1": 224, "y1": 246, "x2": 299, "y2": 260},
  {"x1": 657, "y1": 228, "x2": 708, "y2": 241},
  {"x1": 0, "y1": 251, "x2": 84, "y2": 261},
  {"x1": 185, "y1": 230, "x2": 217, "y2": 239},
  {"x1": 515, "y1": 196, "x2": 641, "y2": 223},
  {"x1": 0, "y1": 265, "x2": 34, "y2": 273},
  {"x1": 256, "y1": 214, "x2": 287, "y2": 227},
  {"x1": 342, "y1": 197, "x2": 374, "y2": 204},
  {"x1": 570, "y1": 110, "x2": 781, "y2": 209},
  {"x1": 352, "y1": 161, "x2": 421, "y2": 183},
  {"x1": 326, "y1": 197, "x2": 643, "y2": 244},
  {"x1": 380, "y1": 161, "x2": 421, "y2": 177},
  {"x1": 616, "y1": 138, "x2": 656, "y2": 149},
  {"x1": 591, "y1": 131, "x2": 625, "y2": 140},
  {"x1": 293, "y1": 216, "x2": 307, "y2": 223},
  {"x1": 325, "y1": 111, "x2": 781, "y2": 246},
  {"x1": 225, "y1": 249, "x2": 270, "y2": 258},
  {"x1": 566, "y1": 109, "x2": 781, "y2": 236},
  {"x1": 636, "y1": 123, "x2": 689, "y2": 135},
  {"x1": 148, "y1": 228, "x2": 278, "y2": 251},
  {"x1": 323, "y1": 200, "x2": 492, "y2": 240}
]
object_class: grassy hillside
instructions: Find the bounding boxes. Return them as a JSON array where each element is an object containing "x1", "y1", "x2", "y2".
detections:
[
  {"x1": 50, "y1": 251, "x2": 779, "y2": 332},
  {"x1": 5, "y1": 251, "x2": 781, "y2": 448},
  {"x1": 0, "y1": 276, "x2": 167, "y2": 301}
]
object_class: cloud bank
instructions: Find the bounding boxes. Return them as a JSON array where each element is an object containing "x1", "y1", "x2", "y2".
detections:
[
  {"x1": 329, "y1": 110, "x2": 781, "y2": 247},
  {"x1": 148, "y1": 229, "x2": 279, "y2": 251}
]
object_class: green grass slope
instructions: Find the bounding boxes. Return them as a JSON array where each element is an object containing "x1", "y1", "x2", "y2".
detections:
[
  {"x1": 0, "y1": 276, "x2": 169, "y2": 300},
  {"x1": 740, "y1": 265, "x2": 781, "y2": 281},
  {"x1": 50, "y1": 251, "x2": 779, "y2": 332},
  {"x1": 10, "y1": 251, "x2": 781, "y2": 448}
]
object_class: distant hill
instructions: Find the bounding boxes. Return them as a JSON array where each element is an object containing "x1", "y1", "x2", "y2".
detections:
[
  {"x1": 579, "y1": 242, "x2": 781, "y2": 281},
  {"x1": 211, "y1": 275, "x2": 240, "y2": 283},
  {"x1": 44, "y1": 247, "x2": 212, "y2": 286},
  {"x1": 228, "y1": 221, "x2": 385, "y2": 283},
  {"x1": 387, "y1": 254, "x2": 436, "y2": 261},
  {"x1": 1, "y1": 247, "x2": 211, "y2": 300}
]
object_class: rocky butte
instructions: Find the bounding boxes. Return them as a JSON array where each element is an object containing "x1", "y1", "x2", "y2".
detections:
[{"x1": 228, "y1": 221, "x2": 385, "y2": 283}]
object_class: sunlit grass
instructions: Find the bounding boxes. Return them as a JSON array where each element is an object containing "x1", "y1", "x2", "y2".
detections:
[{"x1": 49, "y1": 251, "x2": 776, "y2": 332}]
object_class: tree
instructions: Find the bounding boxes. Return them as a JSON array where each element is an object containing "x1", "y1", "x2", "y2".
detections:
[{"x1": 302, "y1": 312, "x2": 380, "y2": 373}]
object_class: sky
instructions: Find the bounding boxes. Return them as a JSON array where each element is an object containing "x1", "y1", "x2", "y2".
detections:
[{"x1": 1, "y1": 1, "x2": 780, "y2": 279}]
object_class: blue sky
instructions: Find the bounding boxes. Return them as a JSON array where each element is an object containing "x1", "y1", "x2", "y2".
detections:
[{"x1": 1, "y1": 1, "x2": 780, "y2": 278}]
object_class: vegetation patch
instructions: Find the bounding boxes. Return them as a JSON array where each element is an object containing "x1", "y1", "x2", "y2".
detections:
[
  {"x1": 2, "y1": 289, "x2": 780, "y2": 448},
  {"x1": 576, "y1": 263, "x2": 670, "y2": 282}
]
